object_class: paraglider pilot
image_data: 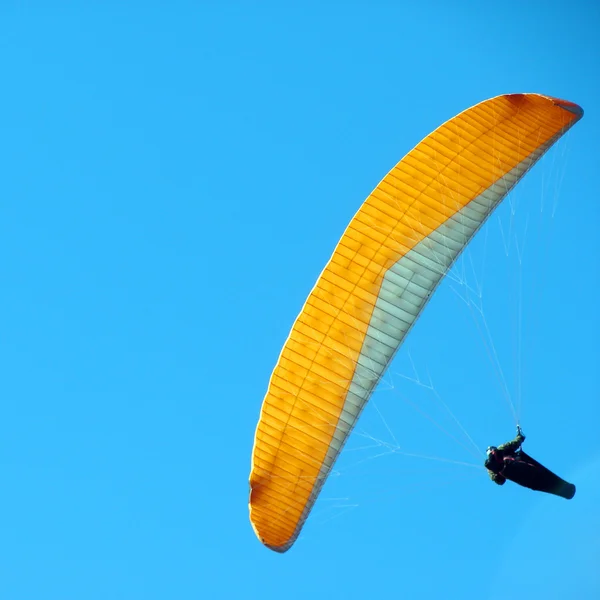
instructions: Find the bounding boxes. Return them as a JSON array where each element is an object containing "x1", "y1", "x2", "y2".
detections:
[{"x1": 485, "y1": 426, "x2": 576, "y2": 499}]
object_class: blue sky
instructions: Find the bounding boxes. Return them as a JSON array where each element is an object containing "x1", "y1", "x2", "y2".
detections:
[{"x1": 1, "y1": 2, "x2": 598, "y2": 599}]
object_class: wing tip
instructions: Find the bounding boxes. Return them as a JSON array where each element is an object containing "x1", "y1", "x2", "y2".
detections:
[
  {"x1": 265, "y1": 541, "x2": 292, "y2": 553},
  {"x1": 550, "y1": 97, "x2": 584, "y2": 119},
  {"x1": 523, "y1": 92, "x2": 584, "y2": 119},
  {"x1": 499, "y1": 93, "x2": 583, "y2": 119},
  {"x1": 249, "y1": 485, "x2": 297, "y2": 553}
]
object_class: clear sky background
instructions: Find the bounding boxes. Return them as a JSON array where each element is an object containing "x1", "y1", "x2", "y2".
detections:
[{"x1": 1, "y1": 2, "x2": 598, "y2": 599}]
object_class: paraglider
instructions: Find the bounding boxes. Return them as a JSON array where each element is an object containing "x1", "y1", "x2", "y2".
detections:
[
  {"x1": 248, "y1": 93, "x2": 584, "y2": 553},
  {"x1": 485, "y1": 427, "x2": 576, "y2": 499}
]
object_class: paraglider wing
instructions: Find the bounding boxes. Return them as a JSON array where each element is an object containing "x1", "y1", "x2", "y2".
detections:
[{"x1": 249, "y1": 93, "x2": 583, "y2": 552}]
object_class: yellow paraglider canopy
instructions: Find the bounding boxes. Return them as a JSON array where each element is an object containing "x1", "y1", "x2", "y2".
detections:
[{"x1": 249, "y1": 93, "x2": 583, "y2": 552}]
